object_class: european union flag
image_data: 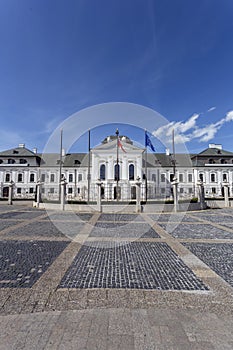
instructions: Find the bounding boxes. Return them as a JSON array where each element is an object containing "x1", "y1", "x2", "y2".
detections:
[{"x1": 145, "y1": 132, "x2": 155, "y2": 152}]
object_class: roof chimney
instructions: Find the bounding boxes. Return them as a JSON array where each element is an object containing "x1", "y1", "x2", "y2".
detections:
[
  {"x1": 62, "y1": 148, "x2": 66, "y2": 156},
  {"x1": 166, "y1": 148, "x2": 170, "y2": 156},
  {"x1": 33, "y1": 147, "x2": 37, "y2": 154},
  {"x1": 18, "y1": 143, "x2": 25, "y2": 148}
]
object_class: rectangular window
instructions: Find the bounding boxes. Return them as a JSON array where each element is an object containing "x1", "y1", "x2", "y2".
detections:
[
  {"x1": 161, "y1": 188, "x2": 165, "y2": 194},
  {"x1": 211, "y1": 173, "x2": 216, "y2": 182},
  {"x1": 161, "y1": 174, "x2": 166, "y2": 183},
  {"x1": 68, "y1": 187, "x2": 73, "y2": 194},
  {"x1": 41, "y1": 188, "x2": 45, "y2": 194},
  {"x1": 77, "y1": 187, "x2": 80, "y2": 194},
  {"x1": 50, "y1": 188, "x2": 54, "y2": 194},
  {"x1": 212, "y1": 187, "x2": 216, "y2": 194},
  {"x1": 30, "y1": 174, "x2": 35, "y2": 182},
  {"x1": 41, "y1": 174, "x2": 45, "y2": 182},
  {"x1": 29, "y1": 188, "x2": 34, "y2": 194},
  {"x1": 78, "y1": 174, "x2": 82, "y2": 182},
  {"x1": 17, "y1": 188, "x2": 21, "y2": 194},
  {"x1": 170, "y1": 174, "x2": 174, "y2": 182},
  {"x1": 50, "y1": 174, "x2": 55, "y2": 182},
  {"x1": 223, "y1": 174, "x2": 227, "y2": 181},
  {"x1": 180, "y1": 188, "x2": 184, "y2": 194},
  {"x1": 199, "y1": 173, "x2": 204, "y2": 182},
  {"x1": 69, "y1": 174, "x2": 73, "y2": 182},
  {"x1": 188, "y1": 174, "x2": 193, "y2": 182},
  {"x1": 188, "y1": 188, "x2": 193, "y2": 194},
  {"x1": 152, "y1": 174, "x2": 156, "y2": 182},
  {"x1": 5, "y1": 174, "x2": 10, "y2": 182},
  {"x1": 17, "y1": 174, "x2": 23, "y2": 182},
  {"x1": 179, "y1": 173, "x2": 184, "y2": 182}
]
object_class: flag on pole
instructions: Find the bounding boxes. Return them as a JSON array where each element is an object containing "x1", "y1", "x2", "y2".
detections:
[
  {"x1": 145, "y1": 132, "x2": 155, "y2": 152},
  {"x1": 118, "y1": 138, "x2": 127, "y2": 153}
]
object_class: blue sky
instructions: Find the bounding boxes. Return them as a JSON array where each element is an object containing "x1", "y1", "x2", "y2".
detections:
[{"x1": 0, "y1": 0, "x2": 233, "y2": 153}]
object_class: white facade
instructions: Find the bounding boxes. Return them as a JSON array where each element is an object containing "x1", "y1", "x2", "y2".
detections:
[{"x1": 1, "y1": 139, "x2": 233, "y2": 201}]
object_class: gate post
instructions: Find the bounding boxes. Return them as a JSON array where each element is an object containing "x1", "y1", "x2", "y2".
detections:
[
  {"x1": 96, "y1": 179, "x2": 103, "y2": 212},
  {"x1": 222, "y1": 180, "x2": 230, "y2": 207},
  {"x1": 135, "y1": 176, "x2": 141, "y2": 213},
  {"x1": 60, "y1": 177, "x2": 67, "y2": 211},
  {"x1": 36, "y1": 179, "x2": 42, "y2": 208},
  {"x1": 171, "y1": 177, "x2": 179, "y2": 212},
  {"x1": 197, "y1": 180, "x2": 205, "y2": 210},
  {"x1": 8, "y1": 181, "x2": 14, "y2": 205}
]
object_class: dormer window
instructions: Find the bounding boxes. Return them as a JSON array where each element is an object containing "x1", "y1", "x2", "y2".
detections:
[
  {"x1": 74, "y1": 160, "x2": 81, "y2": 165},
  {"x1": 8, "y1": 159, "x2": 15, "y2": 164},
  {"x1": 13, "y1": 150, "x2": 18, "y2": 154},
  {"x1": 20, "y1": 159, "x2": 27, "y2": 164},
  {"x1": 0, "y1": 159, "x2": 3, "y2": 164},
  {"x1": 209, "y1": 159, "x2": 215, "y2": 164}
]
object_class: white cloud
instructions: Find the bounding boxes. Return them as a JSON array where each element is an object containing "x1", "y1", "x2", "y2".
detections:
[{"x1": 153, "y1": 109, "x2": 233, "y2": 145}]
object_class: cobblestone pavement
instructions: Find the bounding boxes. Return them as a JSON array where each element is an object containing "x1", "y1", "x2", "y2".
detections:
[{"x1": 0, "y1": 204, "x2": 233, "y2": 349}]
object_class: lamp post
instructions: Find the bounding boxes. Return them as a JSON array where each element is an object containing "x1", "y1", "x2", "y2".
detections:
[{"x1": 36, "y1": 179, "x2": 42, "y2": 208}]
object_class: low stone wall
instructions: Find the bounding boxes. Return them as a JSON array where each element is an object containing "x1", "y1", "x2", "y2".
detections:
[
  {"x1": 205, "y1": 199, "x2": 233, "y2": 209},
  {"x1": 38, "y1": 201, "x2": 205, "y2": 213}
]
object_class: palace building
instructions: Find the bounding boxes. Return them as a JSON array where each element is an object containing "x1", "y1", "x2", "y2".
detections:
[{"x1": 0, "y1": 136, "x2": 233, "y2": 201}]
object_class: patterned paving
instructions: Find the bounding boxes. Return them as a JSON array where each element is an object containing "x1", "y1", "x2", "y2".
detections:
[
  {"x1": 90, "y1": 222, "x2": 160, "y2": 238},
  {"x1": 98, "y1": 213, "x2": 145, "y2": 222},
  {"x1": 5, "y1": 221, "x2": 84, "y2": 238},
  {"x1": 0, "y1": 240, "x2": 69, "y2": 288},
  {"x1": 183, "y1": 242, "x2": 233, "y2": 288},
  {"x1": 0, "y1": 210, "x2": 45, "y2": 220},
  {"x1": 159, "y1": 222, "x2": 233, "y2": 239},
  {"x1": 59, "y1": 242, "x2": 208, "y2": 290}
]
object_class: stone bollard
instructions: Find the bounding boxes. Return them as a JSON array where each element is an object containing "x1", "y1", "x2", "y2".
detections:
[
  {"x1": 60, "y1": 177, "x2": 67, "y2": 211},
  {"x1": 135, "y1": 176, "x2": 141, "y2": 213},
  {"x1": 222, "y1": 180, "x2": 230, "y2": 207},
  {"x1": 96, "y1": 179, "x2": 103, "y2": 212},
  {"x1": 8, "y1": 181, "x2": 14, "y2": 205},
  {"x1": 197, "y1": 180, "x2": 205, "y2": 210},
  {"x1": 171, "y1": 177, "x2": 179, "y2": 212}
]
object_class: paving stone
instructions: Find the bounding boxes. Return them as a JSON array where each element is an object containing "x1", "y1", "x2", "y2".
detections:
[
  {"x1": 5, "y1": 221, "x2": 84, "y2": 238},
  {"x1": 90, "y1": 222, "x2": 160, "y2": 238},
  {"x1": 159, "y1": 223, "x2": 233, "y2": 239},
  {"x1": 0, "y1": 210, "x2": 45, "y2": 220},
  {"x1": 183, "y1": 242, "x2": 233, "y2": 288},
  {"x1": 0, "y1": 220, "x2": 23, "y2": 231},
  {"x1": 59, "y1": 242, "x2": 208, "y2": 290},
  {"x1": 0, "y1": 240, "x2": 69, "y2": 288},
  {"x1": 148, "y1": 213, "x2": 195, "y2": 222},
  {"x1": 99, "y1": 213, "x2": 145, "y2": 222},
  {"x1": 46, "y1": 212, "x2": 93, "y2": 222}
]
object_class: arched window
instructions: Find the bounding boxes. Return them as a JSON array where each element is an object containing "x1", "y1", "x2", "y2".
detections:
[
  {"x1": 18, "y1": 173, "x2": 23, "y2": 182},
  {"x1": 20, "y1": 159, "x2": 27, "y2": 164},
  {"x1": 100, "y1": 164, "x2": 106, "y2": 180},
  {"x1": 5, "y1": 173, "x2": 10, "y2": 182},
  {"x1": 114, "y1": 164, "x2": 120, "y2": 181},
  {"x1": 129, "y1": 164, "x2": 134, "y2": 181},
  {"x1": 8, "y1": 159, "x2": 15, "y2": 164},
  {"x1": 209, "y1": 159, "x2": 215, "y2": 164},
  {"x1": 30, "y1": 173, "x2": 35, "y2": 182}
]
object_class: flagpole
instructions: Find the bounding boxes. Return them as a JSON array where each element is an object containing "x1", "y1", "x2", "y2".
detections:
[
  {"x1": 87, "y1": 129, "x2": 91, "y2": 203},
  {"x1": 58, "y1": 128, "x2": 63, "y2": 203},
  {"x1": 145, "y1": 129, "x2": 148, "y2": 202},
  {"x1": 116, "y1": 128, "x2": 119, "y2": 201},
  {"x1": 172, "y1": 129, "x2": 176, "y2": 177}
]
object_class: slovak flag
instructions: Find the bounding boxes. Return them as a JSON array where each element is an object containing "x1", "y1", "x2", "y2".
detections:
[
  {"x1": 145, "y1": 132, "x2": 155, "y2": 152},
  {"x1": 118, "y1": 139, "x2": 127, "y2": 153}
]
